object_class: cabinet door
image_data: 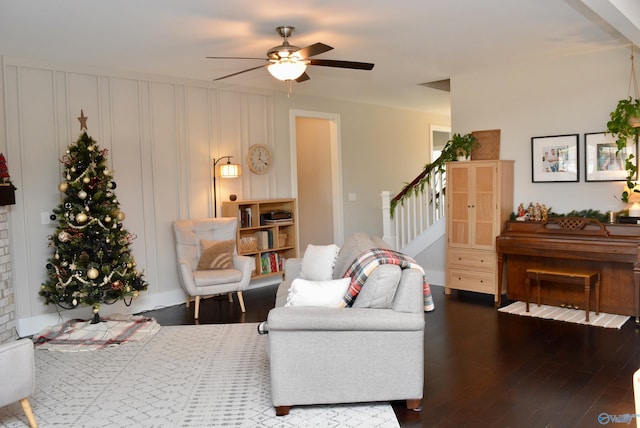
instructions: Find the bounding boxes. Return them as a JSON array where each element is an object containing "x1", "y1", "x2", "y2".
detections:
[
  {"x1": 447, "y1": 164, "x2": 469, "y2": 247},
  {"x1": 472, "y1": 164, "x2": 498, "y2": 249}
]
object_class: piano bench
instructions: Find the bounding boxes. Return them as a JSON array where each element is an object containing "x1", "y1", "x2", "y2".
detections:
[{"x1": 525, "y1": 268, "x2": 600, "y2": 322}]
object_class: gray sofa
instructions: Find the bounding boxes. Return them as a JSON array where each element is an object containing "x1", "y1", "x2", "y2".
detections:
[{"x1": 267, "y1": 233, "x2": 425, "y2": 416}]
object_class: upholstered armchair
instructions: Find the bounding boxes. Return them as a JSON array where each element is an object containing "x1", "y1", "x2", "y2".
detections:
[
  {"x1": 172, "y1": 217, "x2": 254, "y2": 319},
  {"x1": 0, "y1": 339, "x2": 37, "y2": 428}
]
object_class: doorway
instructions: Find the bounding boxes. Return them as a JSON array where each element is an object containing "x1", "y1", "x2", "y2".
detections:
[{"x1": 290, "y1": 110, "x2": 343, "y2": 250}]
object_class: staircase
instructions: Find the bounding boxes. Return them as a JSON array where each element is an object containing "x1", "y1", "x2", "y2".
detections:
[{"x1": 381, "y1": 166, "x2": 447, "y2": 285}]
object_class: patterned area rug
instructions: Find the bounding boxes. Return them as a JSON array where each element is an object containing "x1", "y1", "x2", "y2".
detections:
[
  {"x1": 499, "y1": 301, "x2": 630, "y2": 329},
  {"x1": 0, "y1": 323, "x2": 399, "y2": 427}
]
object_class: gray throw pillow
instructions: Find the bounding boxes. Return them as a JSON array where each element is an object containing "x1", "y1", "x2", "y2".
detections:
[{"x1": 352, "y1": 264, "x2": 402, "y2": 309}]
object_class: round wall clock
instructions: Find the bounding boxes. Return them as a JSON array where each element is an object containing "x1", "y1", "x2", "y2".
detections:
[{"x1": 247, "y1": 144, "x2": 272, "y2": 174}]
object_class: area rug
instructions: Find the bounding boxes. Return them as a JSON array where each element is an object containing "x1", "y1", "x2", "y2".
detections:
[
  {"x1": 0, "y1": 323, "x2": 399, "y2": 428},
  {"x1": 499, "y1": 301, "x2": 630, "y2": 329},
  {"x1": 32, "y1": 315, "x2": 161, "y2": 351}
]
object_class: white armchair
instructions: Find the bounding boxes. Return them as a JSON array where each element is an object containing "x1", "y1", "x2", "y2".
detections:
[
  {"x1": 0, "y1": 339, "x2": 37, "y2": 428},
  {"x1": 172, "y1": 218, "x2": 254, "y2": 319}
]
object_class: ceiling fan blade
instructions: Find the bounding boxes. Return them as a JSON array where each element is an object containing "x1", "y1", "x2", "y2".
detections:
[
  {"x1": 296, "y1": 43, "x2": 333, "y2": 59},
  {"x1": 206, "y1": 56, "x2": 268, "y2": 61},
  {"x1": 213, "y1": 64, "x2": 268, "y2": 81},
  {"x1": 296, "y1": 72, "x2": 310, "y2": 83},
  {"x1": 308, "y1": 59, "x2": 374, "y2": 70}
]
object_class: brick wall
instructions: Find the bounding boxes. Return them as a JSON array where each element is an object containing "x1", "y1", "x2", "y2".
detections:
[{"x1": 0, "y1": 206, "x2": 16, "y2": 343}]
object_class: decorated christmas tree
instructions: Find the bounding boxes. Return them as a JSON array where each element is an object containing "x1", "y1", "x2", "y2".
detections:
[{"x1": 40, "y1": 113, "x2": 147, "y2": 323}]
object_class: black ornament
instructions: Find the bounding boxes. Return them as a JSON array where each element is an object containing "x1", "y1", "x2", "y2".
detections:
[
  {"x1": 110, "y1": 181, "x2": 117, "y2": 189},
  {"x1": 49, "y1": 214, "x2": 57, "y2": 221}
]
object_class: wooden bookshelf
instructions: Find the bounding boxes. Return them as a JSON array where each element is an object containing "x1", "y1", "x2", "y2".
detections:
[{"x1": 221, "y1": 198, "x2": 298, "y2": 279}]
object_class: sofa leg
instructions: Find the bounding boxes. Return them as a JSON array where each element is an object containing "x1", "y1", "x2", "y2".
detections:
[
  {"x1": 20, "y1": 397, "x2": 38, "y2": 428},
  {"x1": 406, "y1": 399, "x2": 423, "y2": 411},
  {"x1": 275, "y1": 406, "x2": 290, "y2": 416}
]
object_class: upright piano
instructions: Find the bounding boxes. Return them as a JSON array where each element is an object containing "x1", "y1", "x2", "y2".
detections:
[{"x1": 496, "y1": 217, "x2": 640, "y2": 322}]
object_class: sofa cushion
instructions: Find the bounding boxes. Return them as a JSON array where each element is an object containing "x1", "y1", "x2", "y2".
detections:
[
  {"x1": 333, "y1": 233, "x2": 377, "y2": 279},
  {"x1": 196, "y1": 239, "x2": 234, "y2": 270},
  {"x1": 300, "y1": 244, "x2": 340, "y2": 281},
  {"x1": 284, "y1": 277, "x2": 351, "y2": 307},
  {"x1": 352, "y1": 264, "x2": 402, "y2": 309}
]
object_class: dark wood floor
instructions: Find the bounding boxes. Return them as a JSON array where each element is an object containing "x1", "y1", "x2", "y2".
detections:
[{"x1": 141, "y1": 284, "x2": 640, "y2": 428}]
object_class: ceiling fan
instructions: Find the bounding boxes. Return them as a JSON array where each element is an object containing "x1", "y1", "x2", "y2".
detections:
[{"x1": 207, "y1": 26, "x2": 375, "y2": 82}]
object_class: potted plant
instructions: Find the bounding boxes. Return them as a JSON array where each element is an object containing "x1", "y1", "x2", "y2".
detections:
[{"x1": 608, "y1": 96, "x2": 640, "y2": 202}]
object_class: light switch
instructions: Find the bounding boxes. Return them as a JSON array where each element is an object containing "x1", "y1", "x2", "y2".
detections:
[{"x1": 348, "y1": 193, "x2": 357, "y2": 201}]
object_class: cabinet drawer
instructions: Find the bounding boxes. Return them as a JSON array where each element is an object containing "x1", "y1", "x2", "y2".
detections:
[
  {"x1": 447, "y1": 269, "x2": 496, "y2": 294},
  {"x1": 448, "y1": 249, "x2": 496, "y2": 272}
]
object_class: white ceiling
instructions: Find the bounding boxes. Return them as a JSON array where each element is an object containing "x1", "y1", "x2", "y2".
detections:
[{"x1": 0, "y1": 0, "x2": 638, "y2": 116}]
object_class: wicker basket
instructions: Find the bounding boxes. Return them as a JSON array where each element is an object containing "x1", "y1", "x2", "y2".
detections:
[
  {"x1": 471, "y1": 129, "x2": 501, "y2": 160},
  {"x1": 239, "y1": 236, "x2": 258, "y2": 253},
  {"x1": 278, "y1": 233, "x2": 287, "y2": 247}
]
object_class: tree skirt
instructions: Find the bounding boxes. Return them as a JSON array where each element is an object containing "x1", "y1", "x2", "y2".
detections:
[
  {"x1": 1, "y1": 323, "x2": 399, "y2": 427},
  {"x1": 498, "y1": 301, "x2": 630, "y2": 329},
  {"x1": 32, "y1": 315, "x2": 161, "y2": 351}
]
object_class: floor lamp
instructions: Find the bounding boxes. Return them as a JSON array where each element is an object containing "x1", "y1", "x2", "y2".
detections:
[{"x1": 213, "y1": 156, "x2": 240, "y2": 217}]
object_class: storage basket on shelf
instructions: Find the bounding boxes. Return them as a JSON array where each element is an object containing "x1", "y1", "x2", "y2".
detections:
[
  {"x1": 239, "y1": 236, "x2": 258, "y2": 253},
  {"x1": 278, "y1": 233, "x2": 287, "y2": 247}
]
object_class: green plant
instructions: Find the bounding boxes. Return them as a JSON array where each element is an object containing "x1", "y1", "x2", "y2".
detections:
[
  {"x1": 607, "y1": 97, "x2": 640, "y2": 202},
  {"x1": 390, "y1": 133, "x2": 478, "y2": 216}
]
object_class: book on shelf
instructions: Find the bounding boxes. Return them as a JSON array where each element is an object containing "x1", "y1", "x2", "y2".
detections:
[
  {"x1": 260, "y1": 252, "x2": 284, "y2": 274},
  {"x1": 239, "y1": 207, "x2": 252, "y2": 228},
  {"x1": 255, "y1": 230, "x2": 270, "y2": 250},
  {"x1": 264, "y1": 218, "x2": 293, "y2": 224}
]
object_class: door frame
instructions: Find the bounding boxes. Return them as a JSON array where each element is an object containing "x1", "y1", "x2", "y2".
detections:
[{"x1": 289, "y1": 109, "x2": 344, "y2": 245}]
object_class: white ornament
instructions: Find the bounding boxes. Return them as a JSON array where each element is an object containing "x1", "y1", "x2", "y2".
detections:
[
  {"x1": 78, "y1": 190, "x2": 87, "y2": 200},
  {"x1": 87, "y1": 267, "x2": 99, "y2": 280}
]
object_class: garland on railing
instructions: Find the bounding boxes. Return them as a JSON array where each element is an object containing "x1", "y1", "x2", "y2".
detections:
[{"x1": 390, "y1": 133, "x2": 477, "y2": 218}]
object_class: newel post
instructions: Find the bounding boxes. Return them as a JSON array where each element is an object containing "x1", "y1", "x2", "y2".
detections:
[{"x1": 381, "y1": 191, "x2": 396, "y2": 249}]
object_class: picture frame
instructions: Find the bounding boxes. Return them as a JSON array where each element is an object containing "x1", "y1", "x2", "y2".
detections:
[
  {"x1": 531, "y1": 134, "x2": 579, "y2": 183},
  {"x1": 584, "y1": 132, "x2": 637, "y2": 182}
]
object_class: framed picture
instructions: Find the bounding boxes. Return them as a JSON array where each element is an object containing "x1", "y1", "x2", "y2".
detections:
[
  {"x1": 531, "y1": 134, "x2": 579, "y2": 182},
  {"x1": 585, "y1": 132, "x2": 636, "y2": 181}
]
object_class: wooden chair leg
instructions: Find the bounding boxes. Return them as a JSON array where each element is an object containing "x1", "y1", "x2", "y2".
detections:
[
  {"x1": 228, "y1": 292, "x2": 234, "y2": 303},
  {"x1": 406, "y1": 399, "x2": 423, "y2": 411},
  {"x1": 194, "y1": 296, "x2": 201, "y2": 320},
  {"x1": 237, "y1": 291, "x2": 246, "y2": 313},
  {"x1": 185, "y1": 294, "x2": 191, "y2": 308},
  {"x1": 19, "y1": 397, "x2": 38, "y2": 428},
  {"x1": 275, "y1": 406, "x2": 290, "y2": 416}
]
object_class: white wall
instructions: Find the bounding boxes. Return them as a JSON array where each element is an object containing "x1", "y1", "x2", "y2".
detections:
[
  {"x1": 452, "y1": 46, "x2": 632, "y2": 214},
  {"x1": 1, "y1": 57, "x2": 277, "y2": 336},
  {"x1": 273, "y1": 94, "x2": 450, "y2": 240}
]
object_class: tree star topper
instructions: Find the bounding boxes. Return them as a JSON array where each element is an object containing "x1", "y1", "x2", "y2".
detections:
[{"x1": 78, "y1": 109, "x2": 88, "y2": 131}]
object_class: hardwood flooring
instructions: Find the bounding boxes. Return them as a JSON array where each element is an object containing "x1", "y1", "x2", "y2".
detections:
[{"x1": 141, "y1": 284, "x2": 640, "y2": 428}]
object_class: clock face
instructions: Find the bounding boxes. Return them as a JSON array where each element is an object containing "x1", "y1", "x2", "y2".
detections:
[{"x1": 247, "y1": 144, "x2": 272, "y2": 174}]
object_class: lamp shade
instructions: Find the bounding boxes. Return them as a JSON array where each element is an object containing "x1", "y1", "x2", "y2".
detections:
[
  {"x1": 220, "y1": 163, "x2": 240, "y2": 178},
  {"x1": 267, "y1": 60, "x2": 307, "y2": 81}
]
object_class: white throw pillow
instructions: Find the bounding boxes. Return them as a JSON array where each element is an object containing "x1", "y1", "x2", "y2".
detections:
[
  {"x1": 285, "y1": 277, "x2": 351, "y2": 307},
  {"x1": 300, "y1": 244, "x2": 340, "y2": 281}
]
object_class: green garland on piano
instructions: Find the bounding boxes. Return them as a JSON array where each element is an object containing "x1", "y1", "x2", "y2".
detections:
[{"x1": 510, "y1": 209, "x2": 609, "y2": 223}]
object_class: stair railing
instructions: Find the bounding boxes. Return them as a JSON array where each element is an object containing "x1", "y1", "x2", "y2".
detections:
[{"x1": 381, "y1": 165, "x2": 446, "y2": 249}]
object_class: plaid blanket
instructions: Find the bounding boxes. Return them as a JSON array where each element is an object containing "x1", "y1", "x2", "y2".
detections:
[
  {"x1": 342, "y1": 248, "x2": 435, "y2": 311},
  {"x1": 33, "y1": 315, "x2": 160, "y2": 352}
]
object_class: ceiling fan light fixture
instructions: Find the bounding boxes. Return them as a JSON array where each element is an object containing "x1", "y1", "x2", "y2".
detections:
[{"x1": 268, "y1": 60, "x2": 307, "y2": 81}]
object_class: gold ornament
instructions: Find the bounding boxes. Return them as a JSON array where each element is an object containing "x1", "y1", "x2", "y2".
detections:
[
  {"x1": 58, "y1": 182, "x2": 68, "y2": 192},
  {"x1": 87, "y1": 267, "x2": 99, "y2": 280},
  {"x1": 105, "y1": 216, "x2": 111, "y2": 222},
  {"x1": 76, "y1": 212, "x2": 88, "y2": 224},
  {"x1": 83, "y1": 177, "x2": 90, "y2": 184},
  {"x1": 92, "y1": 305, "x2": 100, "y2": 314},
  {"x1": 58, "y1": 231, "x2": 70, "y2": 242},
  {"x1": 116, "y1": 211, "x2": 126, "y2": 221}
]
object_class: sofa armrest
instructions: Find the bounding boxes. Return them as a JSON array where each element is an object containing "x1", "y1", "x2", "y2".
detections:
[{"x1": 267, "y1": 306, "x2": 424, "y2": 332}]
